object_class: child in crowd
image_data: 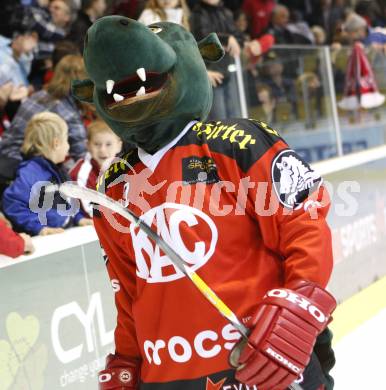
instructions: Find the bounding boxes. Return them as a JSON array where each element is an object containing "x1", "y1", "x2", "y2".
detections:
[
  {"x1": 253, "y1": 84, "x2": 276, "y2": 124},
  {"x1": 2, "y1": 112, "x2": 92, "y2": 236},
  {"x1": 70, "y1": 120, "x2": 122, "y2": 217},
  {"x1": 311, "y1": 25, "x2": 327, "y2": 45},
  {"x1": 0, "y1": 212, "x2": 34, "y2": 258},
  {"x1": 138, "y1": 0, "x2": 190, "y2": 30}
]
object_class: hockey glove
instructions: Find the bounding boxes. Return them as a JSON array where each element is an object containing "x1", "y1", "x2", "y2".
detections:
[
  {"x1": 98, "y1": 353, "x2": 140, "y2": 389},
  {"x1": 230, "y1": 280, "x2": 336, "y2": 390}
]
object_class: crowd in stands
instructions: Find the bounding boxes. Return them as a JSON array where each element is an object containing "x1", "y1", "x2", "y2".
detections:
[{"x1": 1, "y1": 0, "x2": 386, "y2": 257}]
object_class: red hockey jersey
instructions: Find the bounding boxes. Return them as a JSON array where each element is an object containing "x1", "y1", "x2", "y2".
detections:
[
  {"x1": 70, "y1": 153, "x2": 101, "y2": 217},
  {"x1": 0, "y1": 219, "x2": 24, "y2": 258},
  {"x1": 93, "y1": 118, "x2": 333, "y2": 389}
]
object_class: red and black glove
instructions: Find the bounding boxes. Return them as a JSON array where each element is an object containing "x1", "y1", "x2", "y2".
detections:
[
  {"x1": 230, "y1": 280, "x2": 336, "y2": 390},
  {"x1": 98, "y1": 353, "x2": 141, "y2": 389}
]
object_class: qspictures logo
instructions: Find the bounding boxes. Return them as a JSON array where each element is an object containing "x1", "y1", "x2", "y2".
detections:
[{"x1": 0, "y1": 312, "x2": 48, "y2": 390}]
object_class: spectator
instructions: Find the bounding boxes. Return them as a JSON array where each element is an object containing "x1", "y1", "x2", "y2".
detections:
[
  {"x1": 222, "y1": 0, "x2": 242, "y2": 13},
  {"x1": 26, "y1": 0, "x2": 73, "y2": 87},
  {"x1": 0, "y1": 213, "x2": 34, "y2": 258},
  {"x1": 0, "y1": 31, "x2": 38, "y2": 120},
  {"x1": 43, "y1": 39, "x2": 81, "y2": 84},
  {"x1": 234, "y1": 10, "x2": 250, "y2": 41},
  {"x1": 70, "y1": 120, "x2": 122, "y2": 217},
  {"x1": 2, "y1": 112, "x2": 92, "y2": 236},
  {"x1": 285, "y1": 0, "x2": 315, "y2": 24},
  {"x1": 234, "y1": 9, "x2": 274, "y2": 62},
  {"x1": 269, "y1": 4, "x2": 312, "y2": 44},
  {"x1": 0, "y1": 0, "x2": 31, "y2": 39},
  {"x1": 0, "y1": 80, "x2": 18, "y2": 190},
  {"x1": 287, "y1": 9, "x2": 315, "y2": 43},
  {"x1": 308, "y1": 0, "x2": 346, "y2": 44},
  {"x1": 233, "y1": 9, "x2": 275, "y2": 112},
  {"x1": 355, "y1": 0, "x2": 381, "y2": 27},
  {"x1": 190, "y1": 0, "x2": 244, "y2": 119},
  {"x1": 368, "y1": 0, "x2": 386, "y2": 27},
  {"x1": 0, "y1": 30, "x2": 38, "y2": 88},
  {"x1": 242, "y1": 0, "x2": 275, "y2": 39},
  {"x1": 0, "y1": 83, "x2": 13, "y2": 114},
  {"x1": 138, "y1": 0, "x2": 190, "y2": 29},
  {"x1": 311, "y1": 25, "x2": 327, "y2": 45},
  {"x1": 297, "y1": 72, "x2": 323, "y2": 128},
  {"x1": 0, "y1": 82, "x2": 14, "y2": 137},
  {"x1": 26, "y1": 0, "x2": 72, "y2": 59},
  {"x1": 67, "y1": 0, "x2": 107, "y2": 52},
  {"x1": 260, "y1": 51, "x2": 298, "y2": 120},
  {"x1": 0, "y1": 54, "x2": 88, "y2": 174},
  {"x1": 252, "y1": 84, "x2": 276, "y2": 124},
  {"x1": 343, "y1": 12, "x2": 386, "y2": 48}
]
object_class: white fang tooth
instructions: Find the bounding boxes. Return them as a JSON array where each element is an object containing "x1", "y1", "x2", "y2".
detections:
[
  {"x1": 106, "y1": 79, "x2": 114, "y2": 94},
  {"x1": 136, "y1": 67, "x2": 146, "y2": 82},
  {"x1": 113, "y1": 93, "x2": 124, "y2": 102},
  {"x1": 136, "y1": 86, "x2": 146, "y2": 96}
]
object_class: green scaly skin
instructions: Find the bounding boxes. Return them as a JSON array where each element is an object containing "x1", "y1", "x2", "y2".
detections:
[{"x1": 72, "y1": 16, "x2": 224, "y2": 153}]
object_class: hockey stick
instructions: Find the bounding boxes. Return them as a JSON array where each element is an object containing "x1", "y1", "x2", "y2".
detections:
[
  {"x1": 53, "y1": 182, "x2": 302, "y2": 390},
  {"x1": 56, "y1": 183, "x2": 248, "y2": 336}
]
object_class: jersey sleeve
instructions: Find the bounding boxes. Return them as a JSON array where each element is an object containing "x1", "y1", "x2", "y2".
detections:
[
  {"x1": 0, "y1": 219, "x2": 25, "y2": 258},
  {"x1": 2, "y1": 165, "x2": 46, "y2": 235},
  {"x1": 93, "y1": 205, "x2": 142, "y2": 360},
  {"x1": 240, "y1": 120, "x2": 333, "y2": 288}
]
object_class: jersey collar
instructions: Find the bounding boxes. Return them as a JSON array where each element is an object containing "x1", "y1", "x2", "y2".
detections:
[{"x1": 137, "y1": 120, "x2": 197, "y2": 171}]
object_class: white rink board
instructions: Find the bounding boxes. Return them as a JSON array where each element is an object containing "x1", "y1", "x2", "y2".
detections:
[{"x1": 332, "y1": 308, "x2": 386, "y2": 389}]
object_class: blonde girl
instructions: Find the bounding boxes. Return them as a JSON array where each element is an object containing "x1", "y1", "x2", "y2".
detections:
[{"x1": 2, "y1": 112, "x2": 92, "y2": 236}]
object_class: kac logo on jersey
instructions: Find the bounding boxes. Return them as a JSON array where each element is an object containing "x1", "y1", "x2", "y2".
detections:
[
  {"x1": 272, "y1": 149, "x2": 321, "y2": 208},
  {"x1": 130, "y1": 203, "x2": 218, "y2": 283}
]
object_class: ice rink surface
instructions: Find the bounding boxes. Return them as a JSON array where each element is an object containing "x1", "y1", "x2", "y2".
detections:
[{"x1": 331, "y1": 306, "x2": 386, "y2": 389}]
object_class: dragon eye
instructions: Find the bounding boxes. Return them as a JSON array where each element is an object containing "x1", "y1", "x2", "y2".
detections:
[{"x1": 149, "y1": 26, "x2": 162, "y2": 34}]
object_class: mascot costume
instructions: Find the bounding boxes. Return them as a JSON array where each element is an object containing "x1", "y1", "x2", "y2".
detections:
[{"x1": 72, "y1": 16, "x2": 337, "y2": 390}]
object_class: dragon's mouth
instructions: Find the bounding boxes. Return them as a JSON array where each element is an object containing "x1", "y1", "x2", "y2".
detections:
[{"x1": 106, "y1": 70, "x2": 168, "y2": 109}]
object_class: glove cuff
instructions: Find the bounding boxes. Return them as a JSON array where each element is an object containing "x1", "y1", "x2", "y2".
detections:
[
  {"x1": 263, "y1": 281, "x2": 336, "y2": 331},
  {"x1": 286, "y1": 280, "x2": 337, "y2": 314},
  {"x1": 99, "y1": 354, "x2": 140, "y2": 389}
]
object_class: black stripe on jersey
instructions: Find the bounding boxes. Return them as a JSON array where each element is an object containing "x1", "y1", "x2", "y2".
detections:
[
  {"x1": 139, "y1": 352, "x2": 326, "y2": 390},
  {"x1": 140, "y1": 369, "x2": 236, "y2": 390},
  {"x1": 96, "y1": 148, "x2": 140, "y2": 194},
  {"x1": 175, "y1": 118, "x2": 284, "y2": 173}
]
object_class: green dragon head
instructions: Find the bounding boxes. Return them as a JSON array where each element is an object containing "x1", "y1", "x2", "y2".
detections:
[{"x1": 72, "y1": 16, "x2": 224, "y2": 152}]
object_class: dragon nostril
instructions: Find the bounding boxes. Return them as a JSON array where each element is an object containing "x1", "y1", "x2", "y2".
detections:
[{"x1": 119, "y1": 19, "x2": 129, "y2": 26}]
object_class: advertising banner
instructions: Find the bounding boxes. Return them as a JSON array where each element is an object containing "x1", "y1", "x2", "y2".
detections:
[
  {"x1": 325, "y1": 157, "x2": 386, "y2": 301},
  {"x1": 0, "y1": 241, "x2": 116, "y2": 390}
]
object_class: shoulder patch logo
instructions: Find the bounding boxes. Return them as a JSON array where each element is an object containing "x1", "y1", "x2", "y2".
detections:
[{"x1": 272, "y1": 149, "x2": 322, "y2": 208}]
